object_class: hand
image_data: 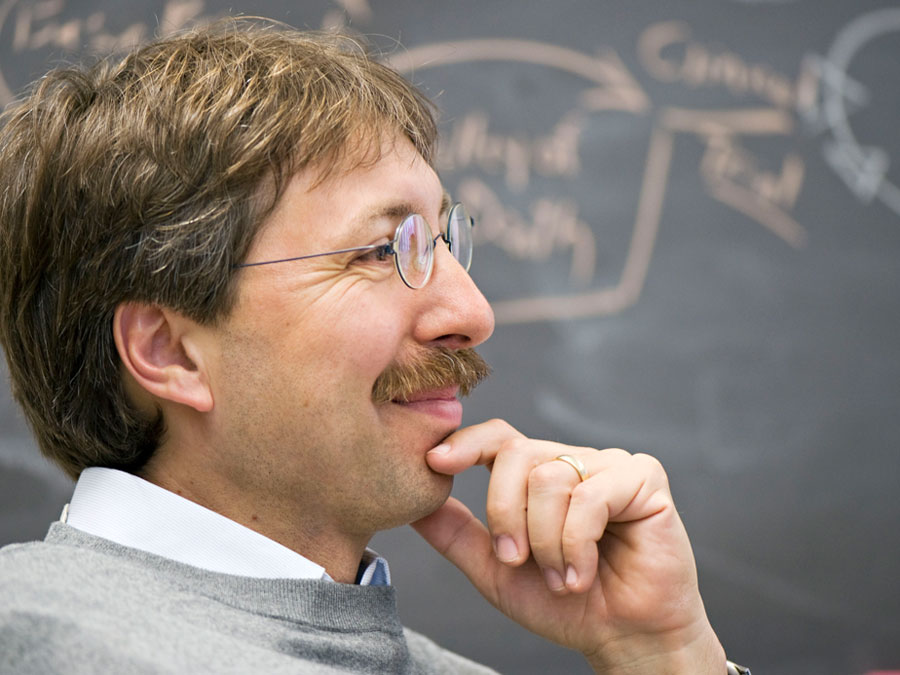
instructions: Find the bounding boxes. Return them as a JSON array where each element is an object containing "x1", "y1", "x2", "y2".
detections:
[{"x1": 412, "y1": 419, "x2": 725, "y2": 674}]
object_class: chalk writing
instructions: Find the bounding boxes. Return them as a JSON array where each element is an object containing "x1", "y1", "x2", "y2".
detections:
[
  {"x1": 701, "y1": 134, "x2": 806, "y2": 247},
  {"x1": 9, "y1": 0, "x2": 205, "y2": 54},
  {"x1": 457, "y1": 178, "x2": 596, "y2": 285},
  {"x1": 814, "y1": 8, "x2": 900, "y2": 216},
  {"x1": 387, "y1": 39, "x2": 661, "y2": 321},
  {"x1": 662, "y1": 107, "x2": 806, "y2": 247},
  {"x1": 439, "y1": 111, "x2": 584, "y2": 192},
  {"x1": 391, "y1": 33, "x2": 814, "y2": 323},
  {"x1": 5, "y1": 4, "x2": 892, "y2": 324},
  {"x1": 823, "y1": 140, "x2": 889, "y2": 204},
  {"x1": 0, "y1": 0, "x2": 212, "y2": 103},
  {"x1": 386, "y1": 39, "x2": 650, "y2": 115},
  {"x1": 638, "y1": 20, "x2": 819, "y2": 115}
]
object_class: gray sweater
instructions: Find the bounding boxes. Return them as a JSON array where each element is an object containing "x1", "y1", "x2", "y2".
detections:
[{"x1": 0, "y1": 523, "x2": 499, "y2": 674}]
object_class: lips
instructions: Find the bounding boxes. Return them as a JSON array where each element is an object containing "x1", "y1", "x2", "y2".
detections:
[
  {"x1": 391, "y1": 385, "x2": 463, "y2": 426},
  {"x1": 394, "y1": 385, "x2": 460, "y2": 404}
]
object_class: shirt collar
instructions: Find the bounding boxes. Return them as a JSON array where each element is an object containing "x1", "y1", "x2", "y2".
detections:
[{"x1": 63, "y1": 467, "x2": 389, "y2": 585}]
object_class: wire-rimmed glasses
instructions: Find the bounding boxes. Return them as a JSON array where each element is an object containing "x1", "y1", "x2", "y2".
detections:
[{"x1": 234, "y1": 203, "x2": 474, "y2": 289}]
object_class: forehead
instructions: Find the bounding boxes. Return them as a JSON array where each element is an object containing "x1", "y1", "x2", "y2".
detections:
[{"x1": 252, "y1": 135, "x2": 444, "y2": 257}]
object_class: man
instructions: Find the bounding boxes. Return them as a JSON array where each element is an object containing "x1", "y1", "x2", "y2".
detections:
[{"x1": 0, "y1": 19, "x2": 746, "y2": 674}]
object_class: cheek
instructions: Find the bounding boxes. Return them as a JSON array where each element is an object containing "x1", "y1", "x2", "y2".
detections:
[
  {"x1": 229, "y1": 277, "x2": 411, "y2": 390},
  {"x1": 308, "y1": 293, "x2": 409, "y2": 377},
  {"x1": 342, "y1": 322, "x2": 405, "y2": 381}
]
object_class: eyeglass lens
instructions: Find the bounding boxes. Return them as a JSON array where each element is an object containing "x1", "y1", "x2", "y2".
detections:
[
  {"x1": 394, "y1": 205, "x2": 473, "y2": 289},
  {"x1": 447, "y1": 203, "x2": 473, "y2": 272},
  {"x1": 394, "y1": 214, "x2": 431, "y2": 288}
]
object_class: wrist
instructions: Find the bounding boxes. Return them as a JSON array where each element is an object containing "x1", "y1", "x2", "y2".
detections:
[{"x1": 584, "y1": 623, "x2": 725, "y2": 675}]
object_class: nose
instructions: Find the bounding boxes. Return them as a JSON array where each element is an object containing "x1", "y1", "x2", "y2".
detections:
[{"x1": 413, "y1": 241, "x2": 495, "y2": 350}]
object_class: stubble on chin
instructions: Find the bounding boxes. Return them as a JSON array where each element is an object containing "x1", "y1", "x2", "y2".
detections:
[{"x1": 358, "y1": 346, "x2": 489, "y2": 530}]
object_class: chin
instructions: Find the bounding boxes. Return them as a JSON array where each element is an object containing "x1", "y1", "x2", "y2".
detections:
[
  {"x1": 414, "y1": 472, "x2": 454, "y2": 519},
  {"x1": 376, "y1": 472, "x2": 454, "y2": 531}
]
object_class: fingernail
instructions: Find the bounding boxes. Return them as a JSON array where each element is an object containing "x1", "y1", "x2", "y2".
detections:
[
  {"x1": 427, "y1": 443, "x2": 451, "y2": 455},
  {"x1": 543, "y1": 567, "x2": 565, "y2": 591},
  {"x1": 494, "y1": 535, "x2": 518, "y2": 562},
  {"x1": 565, "y1": 564, "x2": 578, "y2": 588}
]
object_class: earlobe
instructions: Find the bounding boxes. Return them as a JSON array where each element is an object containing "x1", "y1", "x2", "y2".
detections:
[{"x1": 113, "y1": 303, "x2": 214, "y2": 413}]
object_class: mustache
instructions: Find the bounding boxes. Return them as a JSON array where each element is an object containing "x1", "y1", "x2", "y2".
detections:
[{"x1": 371, "y1": 347, "x2": 492, "y2": 404}]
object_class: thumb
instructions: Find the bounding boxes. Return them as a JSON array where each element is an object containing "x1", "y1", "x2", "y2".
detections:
[{"x1": 411, "y1": 497, "x2": 501, "y2": 605}]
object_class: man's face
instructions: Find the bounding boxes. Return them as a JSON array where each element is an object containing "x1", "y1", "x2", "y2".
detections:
[{"x1": 201, "y1": 135, "x2": 495, "y2": 539}]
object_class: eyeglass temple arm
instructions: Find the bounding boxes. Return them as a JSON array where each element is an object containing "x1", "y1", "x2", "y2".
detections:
[{"x1": 233, "y1": 243, "x2": 387, "y2": 269}]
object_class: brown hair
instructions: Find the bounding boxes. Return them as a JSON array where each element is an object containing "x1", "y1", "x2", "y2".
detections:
[{"x1": 0, "y1": 18, "x2": 438, "y2": 479}]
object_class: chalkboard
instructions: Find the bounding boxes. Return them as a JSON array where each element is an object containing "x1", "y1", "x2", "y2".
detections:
[{"x1": 2, "y1": 2, "x2": 899, "y2": 673}]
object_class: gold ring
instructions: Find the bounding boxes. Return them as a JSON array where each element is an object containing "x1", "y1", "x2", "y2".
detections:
[{"x1": 554, "y1": 454, "x2": 588, "y2": 482}]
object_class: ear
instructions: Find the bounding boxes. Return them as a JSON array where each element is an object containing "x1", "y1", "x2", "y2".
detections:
[{"x1": 113, "y1": 303, "x2": 214, "y2": 413}]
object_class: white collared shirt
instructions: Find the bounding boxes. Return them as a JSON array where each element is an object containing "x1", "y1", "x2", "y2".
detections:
[{"x1": 62, "y1": 467, "x2": 390, "y2": 585}]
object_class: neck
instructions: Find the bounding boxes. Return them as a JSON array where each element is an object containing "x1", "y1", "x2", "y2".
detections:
[{"x1": 139, "y1": 454, "x2": 374, "y2": 584}]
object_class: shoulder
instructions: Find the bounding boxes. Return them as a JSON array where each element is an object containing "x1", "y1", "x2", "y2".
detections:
[
  {"x1": 0, "y1": 529, "x2": 188, "y2": 636},
  {"x1": 0, "y1": 534, "x2": 248, "y2": 674},
  {"x1": 403, "y1": 627, "x2": 501, "y2": 675},
  {"x1": 1, "y1": 532, "x2": 147, "y2": 598},
  {"x1": 0, "y1": 535, "x2": 150, "y2": 626},
  {"x1": 0, "y1": 539, "x2": 141, "y2": 673},
  {"x1": 0, "y1": 538, "x2": 95, "y2": 592}
]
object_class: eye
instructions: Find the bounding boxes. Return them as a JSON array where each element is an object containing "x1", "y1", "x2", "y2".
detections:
[{"x1": 353, "y1": 243, "x2": 394, "y2": 264}]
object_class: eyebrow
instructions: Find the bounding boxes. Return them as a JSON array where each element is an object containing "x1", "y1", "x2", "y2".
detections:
[
  {"x1": 370, "y1": 202, "x2": 415, "y2": 223},
  {"x1": 355, "y1": 191, "x2": 453, "y2": 233}
]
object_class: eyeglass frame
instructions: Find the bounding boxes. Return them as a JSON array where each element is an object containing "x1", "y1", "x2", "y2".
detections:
[{"x1": 232, "y1": 202, "x2": 474, "y2": 289}]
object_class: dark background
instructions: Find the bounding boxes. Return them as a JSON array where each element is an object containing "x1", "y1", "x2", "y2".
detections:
[{"x1": 2, "y1": 1, "x2": 899, "y2": 673}]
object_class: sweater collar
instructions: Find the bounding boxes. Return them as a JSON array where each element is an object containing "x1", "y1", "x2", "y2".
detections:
[
  {"x1": 63, "y1": 467, "x2": 389, "y2": 585},
  {"x1": 44, "y1": 521, "x2": 403, "y2": 633}
]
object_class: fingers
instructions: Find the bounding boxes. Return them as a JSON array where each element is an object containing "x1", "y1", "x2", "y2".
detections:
[
  {"x1": 424, "y1": 418, "x2": 525, "y2": 475},
  {"x1": 525, "y1": 458, "x2": 579, "y2": 590},
  {"x1": 524, "y1": 447, "x2": 645, "y2": 593},
  {"x1": 424, "y1": 420, "x2": 546, "y2": 567},
  {"x1": 485, "y1": 437, "x2": 583, "y2": 568},
  {"x1": 410, "y1": 497, "x2": 503, "y2": 608},
  {"x1": 425, "y1": 419, "x2": 675, "y2": 596},
  {"x1": 411, "y1": 496, "x2": 487, "y2": 563},
  {"x1": 560, "y1": 453, "x2": 671, "y2": 593}
]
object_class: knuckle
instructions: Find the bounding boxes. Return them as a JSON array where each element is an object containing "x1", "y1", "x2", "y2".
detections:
[
  {"x1": 526, "y1": 531, "x2": 558, "y2": 558},
  {"x1": 633, "y1": 452, "x2": 667, "y2": 476},
  {"x1": 485, "y1": 418, "x2": 520, "y2": 436},
  {"x1": 497, "y1": 436, "x2": 529, "y2": 458},
  {"x1": 561, "y1": 529, "x2": 583, "y2": 553},
  {"x1": 632, "y1": 451, "x2": 660, "y2": 465},
  {"x1": 568, "y1": 482, "x2": 604, "y2": 517},
  {"x1": 600, "y1": 447, "x2": 632, "y2": 461},
  {"x1": 528, "y1": 461, "x2": 564, "y2": 490},
  {"x1": 485, "y1": 497, "x2": 520, "y2": 525},
  {"x1": 568, "y1": 481, "x2": 592, "y2": 504}
]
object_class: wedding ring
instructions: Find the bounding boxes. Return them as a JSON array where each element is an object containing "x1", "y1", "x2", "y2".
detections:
[{"x1": 554, "y1": 454, "x2": 588, "y2": 482}]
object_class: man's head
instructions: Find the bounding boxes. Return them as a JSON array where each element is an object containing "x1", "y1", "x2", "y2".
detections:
[{"x1": 0, "y1": 19, "x2": 491, "y2": 496}]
